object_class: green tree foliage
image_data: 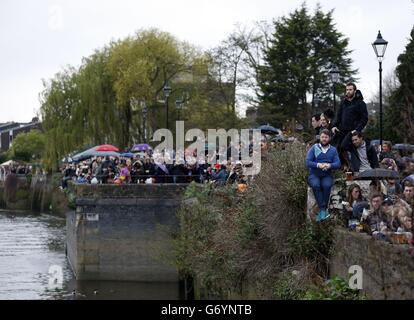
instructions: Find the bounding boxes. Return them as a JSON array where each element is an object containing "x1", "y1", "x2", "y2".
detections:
[
  {"x1": 40, "y1": 28, "x2": 242, "y2": 171},
  {"x1": 386, "y1": 27, "x2": 414, "y2": 143},
  {"x1": 7, "y1": 130, "x2": 45, "y2": 163},
  {"x1": 256, "y1": 4, "x2": 357, "y2": 128},
  {"x1": 365, "y1": 27, "x2": 414, "y2": 143},
  {"x1": 0, "y1": 152, "x2": 8, "y2": 164}
]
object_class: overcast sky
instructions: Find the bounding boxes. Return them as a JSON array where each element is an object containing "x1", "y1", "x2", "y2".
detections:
[{"x1": 0, "y1": 0, "x2": 413, "y2": 122}]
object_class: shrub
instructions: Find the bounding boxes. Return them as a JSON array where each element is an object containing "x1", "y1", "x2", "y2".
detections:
[
  {"x1": 304, "y1": 276, "x2": 366, "y2": 300},
  {"x1": 172, "y1": 142, "x2": 338, "y2": 299}
]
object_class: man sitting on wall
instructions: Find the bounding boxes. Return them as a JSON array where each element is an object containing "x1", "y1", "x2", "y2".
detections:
[
  {"x1": 306, "y1": 129, "x2": 341, "y2": 222},
  {"x1": 348, "y1": 131, "x2": 379, "y2": 173}
]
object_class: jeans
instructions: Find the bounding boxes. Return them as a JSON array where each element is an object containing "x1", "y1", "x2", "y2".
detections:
[{"x1": 308, "y1": 174, "x2": 333, "y2": 211}]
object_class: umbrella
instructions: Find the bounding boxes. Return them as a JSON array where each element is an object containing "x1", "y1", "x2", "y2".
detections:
[
  {"x1": 71, "y1": 147, "x2": 120, "y2": 162},
  {"x1": 1, "y1": 160, "x2": 17, "y2": 167},
  {"x1": 120, "y1": 152, "x2": 135, "y2": 158},
  {"x1": 131, "y1": 144, "x2": 152, "y2": 152},
  {"x1": 95, "y1": 144, "x2": 119, "y2": 152},
  {"x1": 354, "y1": 168, "x2": 399, "y2": 181},
  {"x1": 257, "y1": 125, "x2": 281, "y2": 135},
  {"x1": 393, "y1": 144, "x2": 414, "y2": 152}
]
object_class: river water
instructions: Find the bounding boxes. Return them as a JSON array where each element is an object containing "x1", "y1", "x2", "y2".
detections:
[{"x1": 0, "y1": 211, "x2": 182, "y2": 300}]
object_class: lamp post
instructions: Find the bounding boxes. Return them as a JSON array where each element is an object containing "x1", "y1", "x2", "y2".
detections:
[
  {"x1": 372, "y1": 30, "x2": 388, "y2": 148},
  {"x1": 175, "y1": 98, "x2": 184, "y2": 121},
  {"x1": 329, "y1": 64, "x2": 340, "y2": 112},
  {"x1": 163, "y1": 81, "x2": 172, "y2": 130},
  {"x1": 141, "y1": 101, "x2": 148, "y2": 143},
  {"x1": 313, "y1": 95, "x2": 321, "y2": 109}
]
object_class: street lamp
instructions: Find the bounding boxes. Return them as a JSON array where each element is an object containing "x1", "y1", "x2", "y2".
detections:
[
  {"x1": 163, "y1": 81, "x2": 172, "y2": 130},
  {"x1": 175, "y1": 98, "x2": 184, "y2": 121},
  {"x1": 329, "y1": 64, "x2": 340, "y2": 112},
  {"x1": 372, "y1": 30, "x2": 388, "y2": 148},
  {"x1": 312, "y1": 95, "x2": 320, "y2": 109},
  {"x1": 141, "y1": 101, "x2": 148, "y2": 143}
]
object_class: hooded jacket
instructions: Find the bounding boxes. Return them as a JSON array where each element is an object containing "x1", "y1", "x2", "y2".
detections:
[{"x1": 332, "y1": 90, "x2": 368, "y2": 133}]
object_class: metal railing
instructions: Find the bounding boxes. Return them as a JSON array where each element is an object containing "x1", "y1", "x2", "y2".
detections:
[{"x1": 71, "y1": 174, "x2": 210, "y2": 185}]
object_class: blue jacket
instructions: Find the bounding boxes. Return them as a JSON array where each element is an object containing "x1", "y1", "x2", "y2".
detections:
[
  {"x1": 306, "y1": 144, "x2": 341, "y2": 177},
  {"x1": 212, "y1": 169, "x2": 228, "y2": 182}
]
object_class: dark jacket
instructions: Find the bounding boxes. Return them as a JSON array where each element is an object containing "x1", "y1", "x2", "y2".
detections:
[
  {"x1": 332, "y1": 90, "x2": 368, "y2": 133},
  {"x1": 348, "y1": 139, "x2": 379, "y2": 172},
  {"x1": 362, "y1": 209, "x2": 390, "y2": 235}
]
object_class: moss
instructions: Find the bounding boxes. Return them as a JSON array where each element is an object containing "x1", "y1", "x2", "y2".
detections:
[{"x1": 15, "y1": 189, "x2": 30, "y2": 201}]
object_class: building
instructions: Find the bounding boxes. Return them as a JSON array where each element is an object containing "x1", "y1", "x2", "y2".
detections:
[{"x1": 0, "y1": 119, "x2": 41, "y2": 152}]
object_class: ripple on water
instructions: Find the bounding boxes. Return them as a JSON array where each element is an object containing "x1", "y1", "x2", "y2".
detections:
[
  {"x1": 0, "y1": 212, "x2": 182, "y2": 300},
  {"x1": 0, "y1": 213, "x2": 71, "y2": 300}
]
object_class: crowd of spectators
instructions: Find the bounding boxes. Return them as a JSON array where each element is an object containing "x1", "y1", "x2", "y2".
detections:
[
  {"x1": 0, "y1": 163, "x2": 34, "y2": 180},
  {"x1": 60, "y1": 147, "x2": 253, "y2": 190},
  {"x1": 308, "y1": 82, "x2": 414, "y2": 245}
]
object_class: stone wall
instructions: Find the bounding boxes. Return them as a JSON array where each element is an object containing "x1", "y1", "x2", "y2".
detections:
[
  {"x1": 0, "y1": 174, "x2": 65, "y2": 214},
  {"x1": 308, "y1": 181, "x2": 414, "y2": 299},
  {"x1": 330, "y1": 228, "x2": 414, "y2": 299},
  {"x1": 1, "y1": 174, "x2": 31, "y2": 210},
  {"x1": 67, "y1": 184, "x2": 188, "y2": 282}
]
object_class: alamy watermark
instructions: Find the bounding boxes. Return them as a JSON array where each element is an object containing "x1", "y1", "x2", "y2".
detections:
[
  {"x1": 48, "y1": 265, "x2": 63, "y2": 290},
  {"x1": 348, "y1": 265, "x2": 363, "y2": 290},
  {"x1": 48, "y1": 4, "x2": 64, "y2": 31}
]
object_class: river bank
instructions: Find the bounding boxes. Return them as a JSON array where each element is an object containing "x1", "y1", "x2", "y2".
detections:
[
  {"x1": 0, "y1": 210, "x2": 183, "y2": 300},
  {"x1": 0, "y1": 173, "x2": 70, "y2": 215}
]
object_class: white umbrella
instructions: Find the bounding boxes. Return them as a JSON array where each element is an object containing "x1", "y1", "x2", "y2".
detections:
[{"x1": 1, "y1": 160, "x2": 17, "y2": 166}]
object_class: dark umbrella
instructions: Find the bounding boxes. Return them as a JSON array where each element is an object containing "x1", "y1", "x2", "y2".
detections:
[
  {"x1": 257, "y1": 125, "x2": 280, "y2": 135},
  {"x1": 131, "y1": 144, "x2": 152, "y2": 152},
  {"x1": 354, "y1": 168, "x2": 399, "y2": 180},
  {"x1": 120, "y1": 152, "x2": 135, "y2": 158},
  {"x1": 393, "y1": 144, "x2": 414, "y2": 152},
  {"x1": 71, "y1": 147, "x2": 120, "y2": 162}
]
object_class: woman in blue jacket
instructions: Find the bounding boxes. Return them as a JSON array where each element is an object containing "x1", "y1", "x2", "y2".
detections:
[{"x1": 306, "y1": 129, "x2": 341, "y2": 222}]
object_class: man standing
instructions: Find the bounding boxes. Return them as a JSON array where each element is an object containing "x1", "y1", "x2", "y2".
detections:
[
  {"x1": 348, "y1": 131, "x2": 379, "y2": 173},
  {"x1": 311, "y1": 114, "x2": 321, "y2": 136},
  {"x1": 331, "y1": 83, "x2": 368, "y2": 160},
  {"x1": 306, "y1": 129, "x2": 341, "y2": 222},
  {"x1": 307, "y1": 114, "x2": 322, "y2": 147}
]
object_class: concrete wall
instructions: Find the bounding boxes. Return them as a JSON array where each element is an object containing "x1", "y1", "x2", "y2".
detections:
[{"x1": 66, "y1": 184, "x2": 188, "y2": 282}]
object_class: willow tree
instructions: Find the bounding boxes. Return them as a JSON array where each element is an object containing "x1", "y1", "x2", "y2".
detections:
[
  {"x1": 40, "y1": 67, "x2": 83, "y2": 170},
  {"x1": 107, "y1": 29, "x2": 207, "y2": 146},
  {"x1": 40, "y1": 28, "x2": 212, "y2": 170}
]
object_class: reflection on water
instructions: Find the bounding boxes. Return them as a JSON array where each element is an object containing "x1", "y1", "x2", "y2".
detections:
[{"x1": 0, "y1": 211, "x2": 182, "y2": 300}]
